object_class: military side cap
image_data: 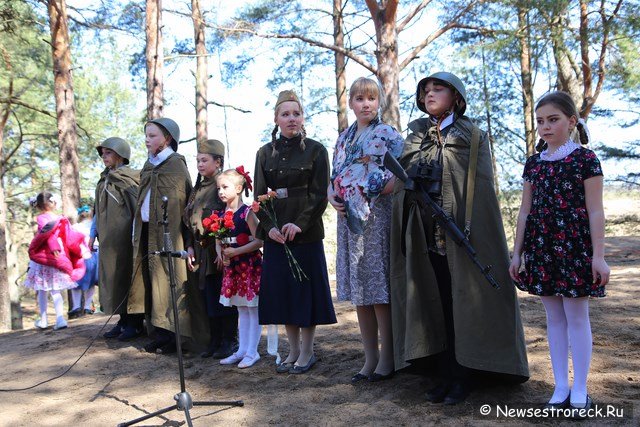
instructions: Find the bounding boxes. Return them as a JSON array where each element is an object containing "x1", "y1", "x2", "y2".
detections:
[
  {"x1": 198, "y1": 139, "x2": 225, "y2": 157},
  {"x1": 275, "y1": 90, "x2": 302, "y2": 112}
]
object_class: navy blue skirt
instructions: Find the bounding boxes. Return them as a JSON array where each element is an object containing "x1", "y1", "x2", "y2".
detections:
[
  {"x1": 259, "y1": 241, "x2": 337, "y2": 327},
  {"x1": 203, "y1": 274, "x2": 237, "y2": 318}
]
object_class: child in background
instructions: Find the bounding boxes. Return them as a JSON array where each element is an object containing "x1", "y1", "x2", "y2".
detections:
[
  {"x1": 216, "y1": 167, "x2": 263, "y2": 369},
  {"x1": 23, "y1": 192, "x2": 82, "y2": 330},
  {"x1": 69, "y1": 205, "x2": 98, "y2": 318},
  {"x1": 510, "y1": 91, "x2": 610, "y2": 415}
]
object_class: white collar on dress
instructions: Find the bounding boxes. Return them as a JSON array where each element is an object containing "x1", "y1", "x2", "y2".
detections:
[{"x1": 540, "y1": 140, "x2": 581, "y2": 162}]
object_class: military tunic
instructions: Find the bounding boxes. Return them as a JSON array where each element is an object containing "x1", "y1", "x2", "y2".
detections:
[{"x1": 254, "y1": 135, "x2": 337, "y2": 326}]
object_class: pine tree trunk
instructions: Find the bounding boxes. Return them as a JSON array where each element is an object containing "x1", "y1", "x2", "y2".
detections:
[
  {"x1": 518, "y1": 6, "x2": 536, "y2": 156},
  {"x1": 192, "y1": 0, "x2": 208, "y2": 144},
  {"x1": 548, "y1": 6, "x2": 583, "y2": 109},
  {"x1": 48, "y1": 0, "x2": 80, "y2": 221},
  {"x1": 0, "y1": 45, "x2": 12, "y2": 331},
  {"x1": 333, "y1": 0, "x2": 348, "y2": 134},
  {"x1": 366, "y1": 0, "x2": 401, "y2": 131},
  {"x1": 146, "y1": 0, "x2": 164, "y2": 120}
]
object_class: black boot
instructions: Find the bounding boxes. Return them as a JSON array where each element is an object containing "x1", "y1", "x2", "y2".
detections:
[
  {"x1": 212, "y1": 314, "x2": 238, "y2": 359},
  {"x1": 201, "y1": 317, "x2": 222, "y2": 358}
]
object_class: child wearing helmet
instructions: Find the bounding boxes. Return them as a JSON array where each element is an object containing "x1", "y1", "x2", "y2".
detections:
[
  {"x1": 390, "y1": 72, "x2": 529, "y2": 404},
  {"x1": 128, "y1": 118, "x2": 194, "y2": 354},
  {"x1": 92, "y1": 137, "x2": 141, "y2": 340}
]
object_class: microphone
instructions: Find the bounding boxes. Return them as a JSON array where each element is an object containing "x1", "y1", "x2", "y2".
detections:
[
  {"x1": 150, "y1": 250, "x2": 189, "y2": 259},
  {"x1": 161, "y1": 195, "x2": 168, "y2": 209}
]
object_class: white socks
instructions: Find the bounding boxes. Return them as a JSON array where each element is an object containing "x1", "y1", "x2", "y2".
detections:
[
  {"x1": 71, "y1": 289, "x2": 82, "y2": 311},
  {"x1": 83, "y1": 287, "x2": 95, "y2": 310},
  {"x1": 541, "y1": 296, "x2": 592, "y2": 405},
  {"x1": 51, "y1": 290, "x2": 65, "y2": 322},
  {"x1": 564, "y1": 297, "x2": 592, "y2": 405},
  {"x1": 237, "y1": 306, "x2": 260, "y2": 359},
  {"x1": 37, "y1": 291, "x2": 49, "y2": 325},
  {"x1": 37, "y1": 290, "x2": 66, "y2": 320}
]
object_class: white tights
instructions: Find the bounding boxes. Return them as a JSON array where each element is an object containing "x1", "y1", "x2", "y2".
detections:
[
  {"x1": 38, "y1": 290, "x2": 65, "y2": 322},
  {"x1": 70, "y1": 287, "x2": 95, "y2": 311},
  {"x1": 540, "y1": 296, "x2": 592, "y2": 405},
  {"x1": 237, "y1": 306, "x2": 260, "y2": 358}
]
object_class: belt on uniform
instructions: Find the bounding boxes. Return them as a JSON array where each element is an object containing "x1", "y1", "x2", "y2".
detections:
[
  {"x1": 220, "y1": 236, "x2": 255, "y2": 244},
  {"x1": 275, "y1": 186, "x2": 307, "y2": 198}
]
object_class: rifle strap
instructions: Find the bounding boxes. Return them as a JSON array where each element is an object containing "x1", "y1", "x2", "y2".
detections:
[{"x1": 464, "y1": 125, "x2": 480, "y2": 237}]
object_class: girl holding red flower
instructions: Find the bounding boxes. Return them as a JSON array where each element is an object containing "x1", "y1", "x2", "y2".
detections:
[
  {"x1": 183, "y1": 139, "x2": 238, "y2": 359},
  {"x1": 214, "y1": 168, "x2": 264, "y2": 369}
]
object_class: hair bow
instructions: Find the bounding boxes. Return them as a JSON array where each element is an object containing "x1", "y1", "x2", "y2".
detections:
[{"x1": 235, "y1": 165, "x2": 253, "y2": 191}]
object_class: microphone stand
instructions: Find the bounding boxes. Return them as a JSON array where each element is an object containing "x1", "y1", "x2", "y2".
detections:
[{"x1": 119, "y1": 196, "x2": 243, "y2": 427}]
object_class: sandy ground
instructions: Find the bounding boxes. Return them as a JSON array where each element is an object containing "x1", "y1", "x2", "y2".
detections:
[{"x1": 0, "y1": 236, "x2": 638, "y2": 426}]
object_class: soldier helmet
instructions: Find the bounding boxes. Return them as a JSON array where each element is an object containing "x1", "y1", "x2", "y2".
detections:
[
  {"x1": 145, "y1": 117, "x2": 180, "y2": 151},
  {"x1": 416, "y1": 71, "x2": 467, "y2": 115},
  {"x1": 96, "y1": 137, "x2": 131, "y2": 165}
]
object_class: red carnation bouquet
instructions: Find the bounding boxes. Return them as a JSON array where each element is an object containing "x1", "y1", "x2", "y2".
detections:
[{"x1": 199, "y1": 210, "x2": 235, "y2": 251}]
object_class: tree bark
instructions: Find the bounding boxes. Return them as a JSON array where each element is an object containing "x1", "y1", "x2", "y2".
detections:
[
  {"x1": 547, "y1": 4, "x2": 583, "y2": 110},
  {"x1": 517, "y1": 5, "x2": 535, "y2": 156},
  {"x1": 48, "y1": 0, "x2": 81, "y2": 221},
  {"x1": 191, "y1": 0, "x2": 208, "y2": 144},
  {"x1": 480, "y1": 44, "x2": 500, "y2": 195},
  {"x1": 366, "y1": 0, "x2": 401, "y2": 131},
  {"x1": 333, "y1": 0, "x2": 348, "y2": 134},
  {"x1": 0, "y1": 47, "x2": 11, "y2": 332},
  {"x1": 146, "y1": 0, "x2": 164, "y2": 120}
]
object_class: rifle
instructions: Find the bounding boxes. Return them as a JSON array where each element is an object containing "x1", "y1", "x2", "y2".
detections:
[{"x1": 383, "y1": 152, "x2": 500, "y2": 289}]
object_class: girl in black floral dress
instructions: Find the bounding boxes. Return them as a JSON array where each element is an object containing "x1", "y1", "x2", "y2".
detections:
[{"x1": 510, "y1": 91, "x2": 610, "y2": 416}]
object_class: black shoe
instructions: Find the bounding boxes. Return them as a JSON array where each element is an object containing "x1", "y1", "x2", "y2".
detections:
[
  {"x1": 157, "y1": 341, "x2": 177, "y2": 355},
  {"x1": 544, "y1": 393, "x2": 570, "y2": 410},
  {"x1": 443, "y1": 382, "x2": 471, "y2": 405},
  {"x1": 212, "y1": 340, "x2": 237, "y2": 359},
  {"x1": 144, "y1": 339, "x2": 169, "y2": 353},
  {"x1": 368, "y1": 371, "x2": 395, "y2": 383},
  {"x1": 68, "y1": 308, "x2": 82, "y2": 320},
  {"x1": 289, "y1": 355, "x2": 317, "y2": 374},
  {"x1": 351, "y1": 372, "x2": 369, "y2": 384},
  {"x1": 425, "y1": 383, "x2": 450, "y2": 403},
  {"x1": 569, "y1": 395, "x2": 593, "y2": 420},
  {"x1": 200, "y1": 338, "x2": 221, "y2": 358},
  {"x1": 118, "y1": 326, "x2": 143, "y2": 341},
  {"x1": 103, "y1": 324, "x2": 123, "y2": 339},
  {"x1": 84, "y1": 308, "x2": 94, "y2": 315}
]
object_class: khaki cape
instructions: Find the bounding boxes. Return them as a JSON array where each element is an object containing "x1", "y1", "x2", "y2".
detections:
[
  {"x1": 94, "y1": 166, "x2": 139, "y2": 314},
  {"x1": 128, "y1": 153, "x2": 193, "y2": 336},
  {"x1": 390, "y1": 116, "x2": 529, "y2": 379}
]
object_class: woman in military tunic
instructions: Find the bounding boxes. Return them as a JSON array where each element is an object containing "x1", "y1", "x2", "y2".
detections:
[
  {"x1": 254, "y1": 90, "x2": 337, "y2": 374},
  {"x1": 184, "y1": 139, "x2": 238, "y2": 359}
]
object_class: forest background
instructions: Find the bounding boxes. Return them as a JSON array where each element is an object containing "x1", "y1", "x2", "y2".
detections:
[{"x1": 0, "y1": 0, "x2": 639, "y2": 332}]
